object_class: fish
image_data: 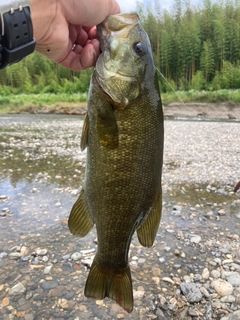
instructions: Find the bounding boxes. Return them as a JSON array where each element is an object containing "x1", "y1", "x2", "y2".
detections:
[{"x1": 68, "y1": 13, "x2": 164, "y2": 313}]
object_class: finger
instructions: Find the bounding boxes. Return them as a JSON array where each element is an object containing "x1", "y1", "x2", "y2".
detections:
[{"x1": 59, "y1": 39, "x2": 100, "y2": 71}]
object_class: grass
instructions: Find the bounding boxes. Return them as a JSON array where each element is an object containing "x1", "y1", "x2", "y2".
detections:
[{"x1": 0, "y1": 90, "x2": 240, "y2": 114}]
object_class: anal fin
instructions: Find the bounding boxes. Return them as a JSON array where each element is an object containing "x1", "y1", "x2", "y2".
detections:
[
  {"x1": 137, "y1": 187, "x2": 162, "y2": 247},
  {"x1": 85, "y1": 257, "x2": 133, "y2": 313},
  {"x1": 68, "y1": 188, "x2": 94, "y2": 237}
]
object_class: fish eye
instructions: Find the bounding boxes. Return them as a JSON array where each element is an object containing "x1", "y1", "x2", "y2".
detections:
[{"x1": 134, "y1": 42, "x2": 145, "y2": 55}]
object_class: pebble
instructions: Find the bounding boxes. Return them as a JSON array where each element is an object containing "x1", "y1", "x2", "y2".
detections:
[
  {"x1": 71, "y1": 252, "x2": 82, "y2": 261},
  {"x1": 44, "y1": 266, "x2": 52, "y2": 274},
  {"x1": 190, "y1": 235, "x2": 201, "y2": 244},
  {"x1": 180, "y1": 283, "x2": 202, "y2": 303},
  {"x1": 9, "y1": 283, "x2": 26, "y2": 295},
  {"x1": 0, "y1": 252, "x2": 8, "y2": 258},
  {"x1": 211, "y1": 279, "x2": 234, "y2": 296},
  {"x1": 221, "y1": 310, "x2": 240, "y2": 320},
  {"x1": 36, "y1": 249, "x2": 48, "y2": 256},
  {"x1": 162, "y1": 277, "x2": 175, "y2": 285},
  {"x1": 202, "y1": 268, "x2": 210, "y2": 280},
  {"x1": 211, "y1": 269, "x2": 221, "y2": 278},
  {"x1": 40, "y1": 280, "x2": 58, "y2": 290},
  {"x1": 220, "y1": 295, "x2": 236, "y2": 303},
  {"x1": 227, "y1": 273, "x2": 240, "y2": 286}
]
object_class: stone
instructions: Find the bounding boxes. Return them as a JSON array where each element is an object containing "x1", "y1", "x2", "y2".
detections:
[
  {"x1": 9, "y1": 283, "x2": 26, "y2": 295},
  {"x1": 0, "y1": 252, "x2": 8, "y2": 258},
  {"x1": 202, "y1": 268, "x2": 210, "y2": 280},
  {"x1": 211, "y1": 270, "x2": 221, "y2": 279},
  {"x1": 44, "y1": 266, "x2": 52, "y2": 274},
  {"x1": 180, "y1": 283, "x2": 202, "y2": 303},
  {"x1": 156, "y1": 309, "x2": 167, "y2": 320},
  {"x1": 36, "y1": 249, "x2": 48, "y2": 256},
  {"x1": 220, "y1": 295, "x2": 236, "y2": 303},
  {"x1": 159, "y1": 257, "x2": 165, "y2": 264},
  {"x1": 40, "y1": 280, "x2": 58, "y2": 290},
  {"x1": 227, "y1": 273, "x2": 240, "y2": 286},
  {"x1": 221, "y1": 311, "x2": 240, "y2": 320},
  {"x1": 9, "y1": 252, "x2": 21, "y2": 260},
  {"x1": 200, "y1": 286, "x2": 210, "y2": 298},
  {"x1": 162, "y1": 277, "x2": 175, "y2": 285},
  {"x1": 211, "y1": 279, "x2": 233, "y2": 296},
  {"x1": 190, "y1": 235, "x2": 201, "y2": 244},
  {"x1": 71, "y1": 252, "x2": 82, "y2": 261}
]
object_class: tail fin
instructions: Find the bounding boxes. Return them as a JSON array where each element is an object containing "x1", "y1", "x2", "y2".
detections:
[{"x1": 84, "y1": 257, "x2": 133, "y2": 313}]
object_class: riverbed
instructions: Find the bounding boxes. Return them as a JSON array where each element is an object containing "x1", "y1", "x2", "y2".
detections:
[{"x1": 0, "y1": 114, "x2": 240, "y2": 320}]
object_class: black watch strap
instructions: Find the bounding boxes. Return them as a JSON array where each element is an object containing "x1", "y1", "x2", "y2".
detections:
[{"x1": 0, "y1": 0, "x2": 36, "y2": 69}]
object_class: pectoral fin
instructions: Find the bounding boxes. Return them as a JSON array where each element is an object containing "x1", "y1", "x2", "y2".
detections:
[
  {"x1": 80, "y1": 113, "x2": 89, "y2": 151},
  {"x1": 97, "y1": 104, "x2": 118, "y2": 149},
  {"x1": 68, "y1": 188, "x2": 94, "y2": 237},
  {"x1": 137, "y1": 188, "x2": 162, "y2": 248}
]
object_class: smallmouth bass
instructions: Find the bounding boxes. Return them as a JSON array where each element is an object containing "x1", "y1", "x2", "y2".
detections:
[{"x1": 68, "y1": 13, "x2": 164, "y2": 313}]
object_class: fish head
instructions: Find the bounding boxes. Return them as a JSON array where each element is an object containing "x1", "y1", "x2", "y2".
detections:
[{"x1": 96, "y1": 13, "x2": 156, "y2": 107}]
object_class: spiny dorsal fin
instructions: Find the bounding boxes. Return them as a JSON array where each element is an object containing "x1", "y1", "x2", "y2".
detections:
[
  {"x1": 137, "y1": 187, "x2": 162, "y2": 247},
  {"x1": 80, "y1": 113, "x2": 89, "y2": 151},
  {"x1": 85, "y1": 257, "x2": 133, "y2": 313},
  {"x1": 68, "y1": 188, "x2": 94, "y2": 237}
]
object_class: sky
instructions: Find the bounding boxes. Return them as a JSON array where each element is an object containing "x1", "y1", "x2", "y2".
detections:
[{"x1": 118, "y1": 0, "x2": 218, "y2": 13}]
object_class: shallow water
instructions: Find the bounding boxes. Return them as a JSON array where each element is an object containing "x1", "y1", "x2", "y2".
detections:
[{"x1": 0, "y1": 114, "x2": 240, "y2": 319}]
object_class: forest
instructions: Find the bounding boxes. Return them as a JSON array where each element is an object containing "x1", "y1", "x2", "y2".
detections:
[{"x1": 0, "y1": 0, "x2": 240, "y2": 97}]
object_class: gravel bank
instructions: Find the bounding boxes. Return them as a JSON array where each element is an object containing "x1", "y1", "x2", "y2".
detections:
[{"x1": 0, "y1": 115, "x2": 240, "y2": 320}]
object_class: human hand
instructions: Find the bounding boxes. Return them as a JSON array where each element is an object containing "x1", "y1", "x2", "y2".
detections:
[{"x1": 30, "y1": 0, "x2": 120, "y2": 71}]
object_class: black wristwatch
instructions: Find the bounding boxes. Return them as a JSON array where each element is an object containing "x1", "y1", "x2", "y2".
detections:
[{"x1": 0, "y1": 0, "x2": 36, "y2": 69}]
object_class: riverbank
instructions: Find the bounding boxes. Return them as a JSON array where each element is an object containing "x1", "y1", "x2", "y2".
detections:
[
  {"x1": 12, "y1": 102, "x2": 240, "y2": 120},
  {"x1": 0, "y1": 115, "x2": 240, "y2": 320}
]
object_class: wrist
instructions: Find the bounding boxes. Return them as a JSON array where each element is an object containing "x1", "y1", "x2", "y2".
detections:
[{"x1": 30, "y1": 0, "x2": 57, "y2": 43}]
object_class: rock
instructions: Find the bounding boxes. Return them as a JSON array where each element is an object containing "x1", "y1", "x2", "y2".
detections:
[
  {"x1": 40, "y1": 280, "x2": 58, "y2": 290},
  {"x1": 200, "y1": 286, "x2": 210, "y2": 298},
  {"x1": 202, "y1": 268, "x2": 210, "y2": 280},
  {"x1": 0, "y1": 252, "x2": 8, "y2": 258},
  {"x1": 221, "y1": 311, "x2": 240, "y2": 320},
  {"x1": 211, "y1": 270, "x2": 221, "y2": 279},
  {"x1": 220, "y1": 295, "x2": 236, "y2": 303},
  {"x1": 211, "y1": 279, "x2": 233, "y2": 296},
  {"x1": 36, "y1": 249, "x2": 48, "y2": 256},
  {"x1": 44, "y1": 266, "x2": 52, "y2": 274},
  {"x1": 159, "y1": 257, "x2": 165, "y2": 264},
  {"x1": 71, "y1": 252, "x2": 82, "y2": 261},
  {"x1": 152, "y1": 268, "x2": 161, "y2": 276},
  {"x1": 162, "y1": 277, "x2": 175, "y2": 285},
  {"x1": 218, "y1": 209, "x2": 226, "y2": 216},
  {"x1": 9, "y1": 283, "x2": 26, "y2": 295},
  {"x1": 156, "y1": 309, "x2": 167, "y2": 320},
  {"x1": 133, "y1": 290, "x2": 145, "y2": 300},
  {"x1": 138, "y1": 258, "x2": 146, "y2": 264},
  {"x1": 42, "y1": 256, "x2": 48, "y2": 262},
  {"x1": 180, "y1": 283, "x2": 202, "y2": 303},
  {"x1": 8, "y1": 252, "x2": 21, "y2": 260},
  {"x1": 62, "y1": 254, "x2": 70, "y2": 260},
  {"x1": 190, "y1": 235, "x2": 201, "y2": 244},
  {"x1": 227, "y1": 273, "x2": 240, "y2": 286}
]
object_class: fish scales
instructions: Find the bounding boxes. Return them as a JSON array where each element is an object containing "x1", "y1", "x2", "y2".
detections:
[{"x1": 68, "y1": 13, "x2": 164, "y2": 313}]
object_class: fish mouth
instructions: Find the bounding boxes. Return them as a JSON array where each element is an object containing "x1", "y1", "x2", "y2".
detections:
[{"x1": 97, "y1": 13, "x2": 139, "y2": 52}]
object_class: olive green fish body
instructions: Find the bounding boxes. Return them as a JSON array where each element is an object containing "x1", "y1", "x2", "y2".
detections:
[{"x1": 68, "y1": 13, "x2": 164, "y2": 313}]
